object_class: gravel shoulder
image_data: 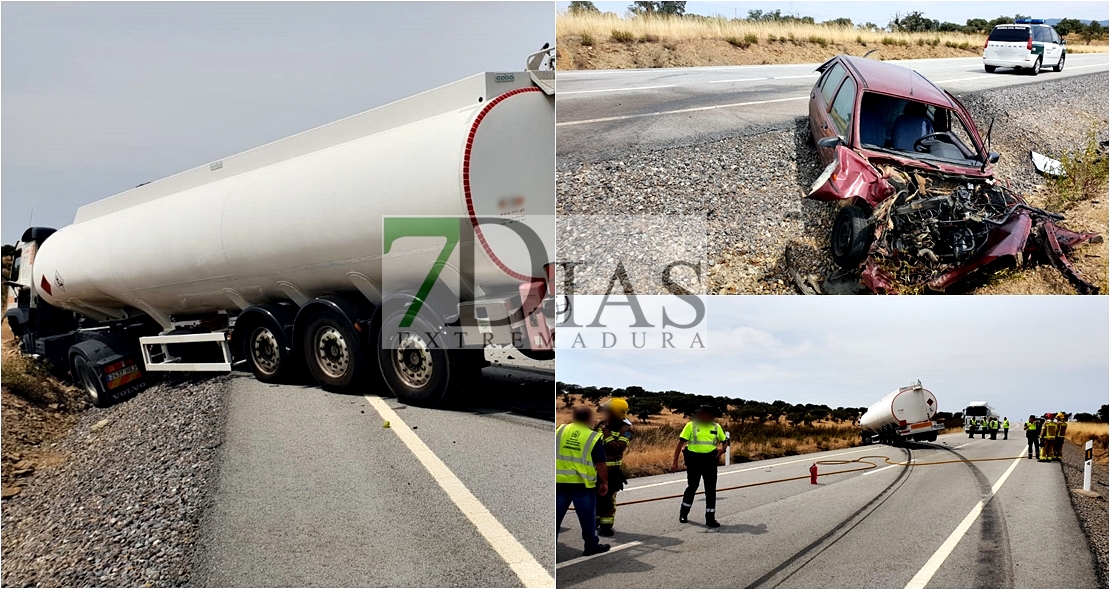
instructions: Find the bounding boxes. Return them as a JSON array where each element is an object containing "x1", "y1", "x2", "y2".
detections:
[
  {"x1": 556, "y1": 72, "x2": 1109, "y2": 295},
  {"x1": 1061, "y1": 439, "x2": 1109, "y2": 588},
  {"x1": 1, "y1": 377, "x2": 229, "y2": 587}
]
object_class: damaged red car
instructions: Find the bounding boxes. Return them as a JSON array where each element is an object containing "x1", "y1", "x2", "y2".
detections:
[{"x1": 806, "y1": 54, "x2": 1100, "y2": 293}]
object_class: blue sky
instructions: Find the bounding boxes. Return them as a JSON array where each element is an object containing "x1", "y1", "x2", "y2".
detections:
[
  {"x1": 1, "y1": 1, "x2": 553, "y2": 244},
  {"x1": 559, "y1": 1, "x2": 1109, "y2": 24},
  {"x1": 556, "y1": 296, "x2": 1109, "y2": 420}
]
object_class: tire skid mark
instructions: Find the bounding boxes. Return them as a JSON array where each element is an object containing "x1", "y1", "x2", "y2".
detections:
[{"x1": 746, "y1": 446, "x2": 914, "y2": 589}]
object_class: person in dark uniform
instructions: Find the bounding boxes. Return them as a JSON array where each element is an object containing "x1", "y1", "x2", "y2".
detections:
[
  {"x1": 671, "y1": 405, "x2": 727, "y2": 528},
  {"x1": 1024, "y1": 415, "x2": 1040, "y2": 459}
]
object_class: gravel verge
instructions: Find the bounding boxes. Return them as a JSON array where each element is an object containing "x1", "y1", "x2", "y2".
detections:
[
  {"x1": 1, "y1": 376, "x2": 229, "y2": 587},
  {"x1": 557, "y1": 72, "x2": 1108, "y2": 294},
  {"x1": 1060, "y1": 440, "x2": 1109, "y2": 588}
]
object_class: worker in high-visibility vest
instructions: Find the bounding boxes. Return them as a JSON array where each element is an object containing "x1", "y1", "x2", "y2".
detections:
[
  {"x1": 988, "y1": 418, "x2": 999, "y2": 440},
  {"x1": 1002, "y1": 417, "x2": 1010, "y2": 440},
  {"x1": 1038, "y1": 413, "x2": 1058, "y2": 462},
  {"x1": 1024, "y1": 415, "x2": 1040, "y2": 459},
  {"x1": 556, "y1": 406, "x2": 611, "y2": 556},
  {"x1": 967, "y1": 417, "x2": 977, "y2": 439},
  {"x1": 672, "y1": 405, "x2": 727, "y2": 528},
  {"x1": 594, "y1": 398, "x2": 633, "y2": 537},
  {"x1": 979, "y1": 418, "x2": 988, "y2": 439},
  {"x1": 1052, "y1": 413, "x2": 1067, "y2": 462}
]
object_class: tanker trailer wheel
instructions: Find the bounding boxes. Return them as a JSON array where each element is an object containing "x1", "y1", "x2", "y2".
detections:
[
  {"x1": 376, "y1": 311, "x2": 461, "y2": 408},
  {"x1": 72, "y1": 354, "x2": 110, "y2": 408},
  {"x1": 245, "y1": 324, "x2": 295, "y2": 384},
  {"x1": 302, "y1": 309, "x2": 367, "y2": 391}
]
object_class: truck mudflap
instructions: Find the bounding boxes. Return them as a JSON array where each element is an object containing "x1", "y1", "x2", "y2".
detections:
[{"x1": 518, "y1": 279, "x2": 553, "y2": 352}]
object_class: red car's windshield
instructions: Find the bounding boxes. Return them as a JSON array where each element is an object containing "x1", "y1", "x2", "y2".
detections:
[{"x1": 856, "y1": 91, "x2": 984, "y2": 170}]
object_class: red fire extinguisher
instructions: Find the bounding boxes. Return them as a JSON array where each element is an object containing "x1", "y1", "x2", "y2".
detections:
[{"x1": 810, "y1": 463, "x2": 818, "y2": 484}]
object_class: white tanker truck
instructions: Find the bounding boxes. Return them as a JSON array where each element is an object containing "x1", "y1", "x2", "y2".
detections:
[
  {"x1": 860, "y1": 381, "x2": 944, "y2": 445},
  {"x1": 5, "y1": 49, "x2": 556, "y2": 408}
]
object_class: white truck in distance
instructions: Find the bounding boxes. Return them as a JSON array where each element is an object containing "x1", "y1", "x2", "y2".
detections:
[
  {"x1": 5, "y1": 49, "x2": 556, "y2": 408},
  {"x1": 962, "y1": 401, "x2": 999, "y2": 434},
  {"x1": 860, "y1": 381, "x2": 944, "y2": 445}
]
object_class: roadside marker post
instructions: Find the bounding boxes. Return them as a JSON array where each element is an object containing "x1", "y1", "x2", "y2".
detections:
[
  {"x1": 725, "y1": 432, "x2": 731, "y2": 466},
  {"x1": 1084, "y1": 440, "x2": 1093, "y2": 491}
]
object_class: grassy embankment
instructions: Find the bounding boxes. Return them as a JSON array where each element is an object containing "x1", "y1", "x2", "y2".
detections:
[
  {"x1": 556, "y1": 394, "x2": 860, "y2": 477},
  {"x1": 557, "y1": 13, "x2": 1108, "y2": 70},
  {"x1": 1065, "y1": 421, "x2": 1110, "y2": 464}
]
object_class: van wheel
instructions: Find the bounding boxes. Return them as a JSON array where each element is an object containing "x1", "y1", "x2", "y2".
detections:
[
  {"x1": 302, "y1": 308, "x2": 366, "y2": 391},
  {"x1": 72, "y1": 354, "x2": 109, "y2": 408},
  {"x1": 984, "y1": 65, "x2": 996, "y2": 73},
  {"x1": 1053, "y1": 54, "x2": 1065, "y2": 72},
  {"x1": 1029, "y1": 58, "x2": 1041, "y2": 76},
  {"x1": 830, "y1": 205, "x2": 873, "y2": 269},
  {"x1": 377, "y1": 311, "x2": 465, "y2": 407}
]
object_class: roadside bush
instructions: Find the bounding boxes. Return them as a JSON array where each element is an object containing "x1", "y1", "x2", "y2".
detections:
[
  {"x1": 767, "y1": 33, "x2": 778, "y2": 43},
  {"x1": 1047, "y1": 127, "x2": 1109, "y2": 210},
  {"x1": 916, "y1": 38, "x2": 925, "y2": 46},
  {"x1": 881, "y1": 37, "x2": 896, "y2": 45},
  {"x1": 580, "y1": 33, "x2": 595, "y2": 46},
  {"x1": 726, "y1": 36, "x2": 751, "y2": 49},
  {"x1": 944, "y1": 40, "x2": 957, "y2": 48},
  {"x1": 930, "y1": 38, "x2": 941, "y2": 46},
  {"x1": 744, "y1": 33, "x2": 759, "y2": 45},
  {"x1": 856, "y1": 35, "x2": 864, "y2": 45},
  {"x1": 807, "y1": 35, "x2": 829, "y2": 47},
  {"x1": 638, "y1": 33, "x2": 659, "y2": 43},
  {"x1": 2, "y1": 353, "x2": 77, "y2": 408},
  {"x1": 611, "y1": 29, "x2": 635, "y2": 43},
  {"x1": 958, "y1": 41, "x2": 970, "y2": 49}
]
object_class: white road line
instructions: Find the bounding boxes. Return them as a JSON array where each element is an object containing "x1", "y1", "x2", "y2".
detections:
[
  {"x1": 709, "y1": 77, "x2": 767, "y2": 83},
  {"x1": 953, "y1": 443, "x2": 971, "y2": 449},
  {"x1": 556, "y1": 541, "x2": 643, "y2": 569},
  {"x1": 364, "y1": 396, "x2": 554, "y2": 588},
  {"x1": 904, "y1": 448, "x2": 1026, "y2": 589},
  {"x1": 625, "y1": 447, "x2": 869, "y2": 491},
  {"x1": 773, "y1": 74, "x2": 821, "y2": 79},
  {"x1": 559, "y1": 84, "x2": 676, "y2": 95},
  {"x1": 556, "y1": 95, "x2": 807, "y2": 127},
  {"x1": 933, "y1": 75, "x2": 994, "y2": 83},
  {"x1": 863, "y1": 464, "x2": 898, "y2": 476}
]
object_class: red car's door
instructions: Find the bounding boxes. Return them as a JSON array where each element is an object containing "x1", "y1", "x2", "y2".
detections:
[{"x1": 810, "y1": 60, "x2": 848, "y2": 164}]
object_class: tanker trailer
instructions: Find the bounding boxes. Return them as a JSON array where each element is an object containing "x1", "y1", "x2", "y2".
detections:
[
  {"x1": 5, "y1": 48, "x2": 556, "y2": 409},
  {"x1": 860, "y1": 381, "x2": 944, "y2": 445}
]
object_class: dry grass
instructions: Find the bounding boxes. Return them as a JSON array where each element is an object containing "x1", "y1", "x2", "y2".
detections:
[
  {"x1": 557, "y1": 14, "x2": 1108, "y2": 70},
  {"x1": 557, "y1": 395, "x2": 860, "y2": 477},
  {"x1": 1065, "y1": 422, "x2": 1109, "y2": 464}
]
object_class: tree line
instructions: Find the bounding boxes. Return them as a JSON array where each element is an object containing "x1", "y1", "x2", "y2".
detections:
[
  {"x1": 558, "y1": 382, "x2": 868, "y2": 426},
  {"x1": 566, "y1": 2, "x2": 1109, "y2": 44}
]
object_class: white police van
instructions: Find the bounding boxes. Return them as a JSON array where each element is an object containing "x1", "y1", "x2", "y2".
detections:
[{"x1": 983, "y1": 19, "x2": 1066, "y2": 75}]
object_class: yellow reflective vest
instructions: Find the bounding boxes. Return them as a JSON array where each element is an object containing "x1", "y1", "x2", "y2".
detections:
[
  {"x1": 556, "y1": 423, "x2": 601, "y2": 487},
  {"x1": 681, "y1": 420, "x2": 725, "y2": 454}
]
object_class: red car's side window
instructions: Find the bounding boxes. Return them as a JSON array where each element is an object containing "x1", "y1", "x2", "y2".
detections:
[
  {"x1": 828, "y1": 77, "x2": 858, "y2": 141},
  {"x1": 819, "y1": 63, "x2": 846, "y2": 105}
]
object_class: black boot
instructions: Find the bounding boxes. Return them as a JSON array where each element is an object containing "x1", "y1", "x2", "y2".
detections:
[
  {"x1": 598, "y1": 524, "x2": 614, "y2": 537},
  {"x1": 583, "y1": 543, "x2": 611, "y2": 556},
  {"x1": 706, "y1": 515, "x2": 721, "y2": 528},
  {"x1": 679, "y1": 507, "x2": 690, "y2": 523}
]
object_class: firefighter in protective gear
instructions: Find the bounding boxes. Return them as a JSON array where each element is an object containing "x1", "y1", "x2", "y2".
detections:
[
  {"x1": 594, "y1": 398, "x2": 633, "y2": 537},
  {"x1": 1024, "y1": 415, "x2": 1040, "y2": 459},
  {"x1": 1002, "y1": 417, "x2": 1010, "y2": 440},
  {"x1": 672, "y1": 405, "x2": 727, "y2": 528},
  {"x1": 1039, "y1": 413, "x2": 1058, "y2": 461},
  {"x1": 988, "y1": 418, "x2": 999, "y2": 440},
  {"x1": 1052, "y1": 413, "x2": 1067, "y2": 462},
  {"x1": 556, "y1": 406, "x2": 611, "y2": 556}
]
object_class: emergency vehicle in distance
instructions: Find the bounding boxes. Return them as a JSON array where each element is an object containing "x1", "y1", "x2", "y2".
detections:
[
  {"x1": 860, "y1": 381, "x2": 945, "y2": 445},
  {"x1": 962, "y1": 401, "x2": 1000, "y2": 434},
  {"x1": 5, "y1": 48, "x2": 556, "y2": 410}
]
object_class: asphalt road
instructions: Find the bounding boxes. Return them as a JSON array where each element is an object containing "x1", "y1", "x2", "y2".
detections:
[
  {"x1": 556, "y1": 54, "x2": 1110, "y2": 159},
  {"x1": 190, "y1": 355, "x2": 554, "y2": 588},
  {"x1": 556, "y1": 433, "x2": 1099, "y2": 588}
]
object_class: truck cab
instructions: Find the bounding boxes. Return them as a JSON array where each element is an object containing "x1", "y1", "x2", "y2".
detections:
[{"x1": 5, "y1": 228, "x2": 79, "y2": 360}]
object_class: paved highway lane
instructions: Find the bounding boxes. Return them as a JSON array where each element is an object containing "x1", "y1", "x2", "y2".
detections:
[
  {"x1": 556, "y1": 54, "x2": 1110, "y2": 158},
  {"x1": 191, "y1": 354, "x2": 554, "y2": 588},
  {"x1": 556, "y1": 433, "x2": 1098, "y2": 588}
]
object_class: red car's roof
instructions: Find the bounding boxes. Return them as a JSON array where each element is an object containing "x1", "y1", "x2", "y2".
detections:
[{"x1": 838, "y1": 55, "x2": 955, "y2": 108}]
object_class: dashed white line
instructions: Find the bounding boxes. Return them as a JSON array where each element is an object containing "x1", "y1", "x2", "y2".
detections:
[
  {"x1": 904, "y1": 448, "x2": 1026, "y2": 589},
  {"x1": 556, "y1": 95, "x2": 807, "y2": 126},
  {"x1": 709, "y1": 77, "x2": 768, "y2": 83},
  {"x1": 364, "y1": 396, "x2": 554, "y2": 588},
  {"x1": 863, "y1": 464, "x2": 899, "y2": 476},
  {"x1": 558, "y1": 83, "x2": 677, "y2": 95},
  {"x1": 556, "y1": 541, "x2": 643, "y2": 569}
]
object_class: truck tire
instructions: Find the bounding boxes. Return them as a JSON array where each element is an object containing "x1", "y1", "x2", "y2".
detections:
[
  {"x1": 72, "y1": 353, "x2": 109, "y2": 408},
  {"x1": 983, "y1": 65, "x2": 996, "y2": 73},
  {"x1": 301, "y1": 308, "x2": 367, "y2": 391},
  {"x1": 245, "y1": 324, "x2": 293, "y2": 383},
  {"x1": 830, "y1": 205, "x2": 873, "y2": 268},
  {"x1": 377, "y1": 311, "x2": 464, "y2": 407}
]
